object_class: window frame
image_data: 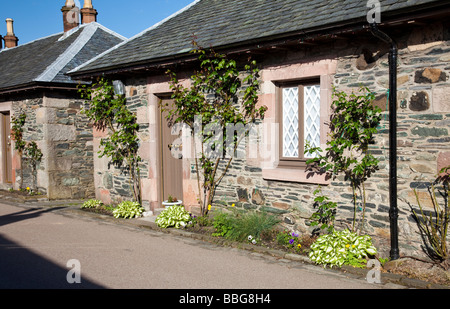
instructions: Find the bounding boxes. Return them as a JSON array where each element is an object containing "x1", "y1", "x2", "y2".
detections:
[{"x1": 276, "y1": 78, "x2": 321, "y2": 168}]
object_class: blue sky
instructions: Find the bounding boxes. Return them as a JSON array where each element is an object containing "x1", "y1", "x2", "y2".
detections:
[{"x1": 1, "y1": 0, "x2": 195, "y2": 44}]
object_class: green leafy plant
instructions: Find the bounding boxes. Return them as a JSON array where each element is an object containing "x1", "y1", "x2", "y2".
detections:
[
  {"x1": 24, "y1": 141, "x2": 43, "y2": 193},
  {"x1": 305, "y1": 86, "x2": 381, "y2": 233},
  {"x1": 11, "y1": 112, "x2": 43, "y2": 193},
  {"x1": 276, "y1": 230, "x2": 304, "y2": 253},
  {"x1": 308, "y1": 229, "x2": 377, "y2": 268},
  {"x1": 112, "y1": 201, "x2": 144, "y2": 219},
  {"x1": 81, "y1": 199, "x2": 104, "y2": 209},
  {"x1": 212, "y1": 209, "x2": 279, "y2": 242},
  {"x1": 211, "y1": 211, "x2": 235, "y2": 237},
  {"x1": 80, "y1": 78, "x2": 142, "y2": 204},
  {"x1": 11, "y1": 111, "x2": 27, "y2": 190},
  {"x1": 167, "y1": 195, "x2": 178, "y2": 203},
  {"x1": 310, "y1": 186, "x2": 338, "y2": 234},
  {"x1": 190, "y1": 214, "x2": 213, "y2": 227},
  {"x1": 409, "y1": 165, "x2": 449, "y2": 267},
  {"x1": 156, "y1": 205, "x2": 191, "y2": 229},
  {"x1": 163, "y1": 41, "x2": 267, "y2": 216}
]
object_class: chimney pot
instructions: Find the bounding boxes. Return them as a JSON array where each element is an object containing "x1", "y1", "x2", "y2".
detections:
[
  {"x1": 84, "y1": 0, "x2": 93, "y2": 9},
  {"x1": 6, "y1": 18, "x2": 14, "y2": 35},
  {"x1": 65, "y1": 0, "x2": 76, "y2": 7},
  {"x1": 4, "y1": 18, "x2": 18, "y2": 48},
  {"x1": 62, "y1": 1, "x2": 80, "y2": 32},
  {"x1": 81, "y1": 0, "x2": 98, "y2": 24}
]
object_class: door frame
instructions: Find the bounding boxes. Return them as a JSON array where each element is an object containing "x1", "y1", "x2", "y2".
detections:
[
  {"x1": 147, "y1": 77, "x2": 192, "y2": 211},
  {"x1": 0, "y1": 102, "x2": 13, "y2": 186},
  {"x1": 157, "y1": 94, "x2": 184, "y2": 204}
]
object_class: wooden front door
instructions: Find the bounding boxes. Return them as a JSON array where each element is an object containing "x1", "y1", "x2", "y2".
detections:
[
  {"x1": 160, "y1": 98, "x2": 184, "y2": 202},
  {"x1": 1, "y1": 112, "x2": 12, "y2": 184}
]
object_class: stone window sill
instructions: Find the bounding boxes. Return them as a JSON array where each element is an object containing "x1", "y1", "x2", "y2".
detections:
[{"x1": 262, "y1": 167, "x2": 330, "y2": 185}]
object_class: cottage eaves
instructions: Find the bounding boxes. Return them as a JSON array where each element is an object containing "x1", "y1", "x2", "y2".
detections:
[{"x1": 69, "y1": 0, "x2": 448, "y2": 77}]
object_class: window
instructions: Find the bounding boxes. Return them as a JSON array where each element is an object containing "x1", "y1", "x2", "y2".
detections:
[{"x1": 278, "y1": 81, "x2": 321, "y2": 167}]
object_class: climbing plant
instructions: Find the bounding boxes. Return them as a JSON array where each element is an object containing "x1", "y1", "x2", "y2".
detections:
[
  {"x1": 24, "y1": 141, "x2": 43, "y2": 193},
  {"x1": 11, "y1": 111, "x2": 43, "y2": 193},
  {"x1": 79, "y1": 78, "x2": 142, "y2": 204},
  {"x1": 11, "y1": 111, "x2": 27, "y2": 190},
  {"x1": 305, "y1": 86, "x2": 382, "y2": 234},
  {"x1": 163, "y1": 41, "x2": 267, "y2": 216}
]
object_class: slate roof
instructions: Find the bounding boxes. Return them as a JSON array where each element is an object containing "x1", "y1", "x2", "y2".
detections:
[
  {"x1": 70, "y1": 0, "x2": 446, "y2": 76},
  {"x1": 0, "y1": 22, "x2": 125, "y2": 92}
]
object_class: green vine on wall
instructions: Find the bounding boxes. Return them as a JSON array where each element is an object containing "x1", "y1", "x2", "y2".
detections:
[
  {"x1": 163, "y1": 41, "x2": 267, "y2": 216},
  {"x1": 305, "y1": 86, "x2": 382, "y2": 234},
  {"x1": 11, "y1": 111, "x2": 27, "y2": 190},
  {"x1": 11, "y1": 111, "x2": 43, "y2": 192},
  {"x1": 24, "y1": 141, "x2": 43, "y2": 192},
  {"x1": 79, "y1": 78, "x2": 142, "y2": 204}
]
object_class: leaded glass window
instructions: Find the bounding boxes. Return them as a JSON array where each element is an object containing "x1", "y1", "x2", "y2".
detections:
[
  {"x1": 282, "y1": 87, "x2": 299, "y2": 158},
  {"x1": 280, "y1": 82, "x2": 321, "y2": 163},
  {"x1": 304, "y1": 85, "x2": 321, "y2": 158}
]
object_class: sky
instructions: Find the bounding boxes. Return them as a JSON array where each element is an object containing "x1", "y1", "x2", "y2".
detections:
[{"x1": 0, "y1": 0, "x2": 195, "y2": 44}]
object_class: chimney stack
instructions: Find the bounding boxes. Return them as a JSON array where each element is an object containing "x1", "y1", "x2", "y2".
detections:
[
  {"x1": 4, "y1": 18, "x2": 18, "y2": 48},
  {"x1": 81, "y1": 0, "x2": 98, "y2": 24},
  {"x1": 61, "y1": 0, "x2": 80, "y2": 32}
]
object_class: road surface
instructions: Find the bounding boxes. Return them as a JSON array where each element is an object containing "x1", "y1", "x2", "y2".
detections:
[{"x1": 0, "y1": 202, "x2": 385, "y2": 292}]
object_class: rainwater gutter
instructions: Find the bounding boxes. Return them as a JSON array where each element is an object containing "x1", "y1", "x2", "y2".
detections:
[{"x1": 369, "y1": 23, "x2": 399, "y2": 260}]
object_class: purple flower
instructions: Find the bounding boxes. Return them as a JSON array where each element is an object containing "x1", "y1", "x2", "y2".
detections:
[
  {"x1": 289, "y1": 239, "x2": 295, "y2": 245},
  {"x1": 292, "y1": 232, "x2": 299, "y2": 238}
]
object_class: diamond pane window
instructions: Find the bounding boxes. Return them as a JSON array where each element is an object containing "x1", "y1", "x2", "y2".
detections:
[
  {"x1": 304, "y1": 85, "x2": 321, "y2": 158},
  {"x1": 282, "y1": 87, "x2": 299, "y2": 158},
  {"x1": 280, "y1": 82, "x2": 321, "y2": 163}
]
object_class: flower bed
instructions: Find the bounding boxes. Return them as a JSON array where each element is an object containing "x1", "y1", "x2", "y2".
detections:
[{"x1": 80, "y1": 199, "x2": 143, "y2": 219}]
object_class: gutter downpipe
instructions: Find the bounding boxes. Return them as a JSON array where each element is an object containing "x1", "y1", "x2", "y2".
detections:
[
  {"x1": 369, "y1": 23, "x2": 399, "y2": 260},
  {"x1": 370, "y1": 23, "x2": 400, "y2": 260}
]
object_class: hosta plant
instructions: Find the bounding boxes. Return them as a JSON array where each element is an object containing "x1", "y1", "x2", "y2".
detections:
[
  {"x1": 112, "y1": 201, "x2": 144, "y2": 219},
  {"x1": 156, "y1": 205, "x2": 191, "y2": 229},
  {"x1": 309, "y1": 229, "x2": 377, "y2": 268},
  {"x1": 81, "y1": 199, "x2": 104, "y2": 209}
]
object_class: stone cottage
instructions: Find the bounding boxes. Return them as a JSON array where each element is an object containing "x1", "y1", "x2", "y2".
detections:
[
  {"x1": 0, "y1": 0, "x2": 126, "y2": 199},
  {"x1": 70, "y1": 0, "x2": 450, "y2": 257}
]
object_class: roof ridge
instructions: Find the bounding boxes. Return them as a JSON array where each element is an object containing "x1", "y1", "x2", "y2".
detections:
[
  {"x1": 68, "y1": 0, "x2": 201, "y2": 74},
  {"x1": 128, "y1": 0, "x2": 201, "y2": 41},
  {"x1": 34, "y1": 24, "x2": 100, "y2": 83},
  {"x1": 0, "y1": 32, "x2": 63, "y2": 55},
  {"x1": 88, "y1": 22, "x2": 127, "y2": 41},
  {"x1": 59, "y1": 22, "x2": 127, "y2": 42}
]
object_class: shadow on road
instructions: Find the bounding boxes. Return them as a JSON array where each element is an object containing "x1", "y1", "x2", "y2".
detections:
[
  {"x1": 0, "y1": 207, "x2": 66, "y2": 228},
  {"x1": 0, "y1": 234, "x2": 105, "y2": 289},
  {"x1": 0, "y1": 207, "x2": 105, "y2": 289}
]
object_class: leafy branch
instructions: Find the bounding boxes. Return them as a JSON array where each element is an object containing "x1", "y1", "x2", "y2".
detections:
[
  {"x1": 163, "y1": 41, "x2": 267, "y2": 216},
  {"x1": 11, "y1": 111, "x2": 27, "y2": 190},
  {"x1": 305, "y1": 86, "x2": 382, "y2": 234},
  {"x1": 79, "y1": 78, "x2": 142, "y2": 204}
]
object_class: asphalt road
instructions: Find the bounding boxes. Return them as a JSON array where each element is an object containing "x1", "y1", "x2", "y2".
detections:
[{"x1": 0, "y1": 202, "x2": 384, "y2": 291}]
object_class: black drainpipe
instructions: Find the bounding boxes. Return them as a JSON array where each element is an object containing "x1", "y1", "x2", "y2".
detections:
[{"x1": 369, "y1": 23, "x2": 399, "y2": 260}]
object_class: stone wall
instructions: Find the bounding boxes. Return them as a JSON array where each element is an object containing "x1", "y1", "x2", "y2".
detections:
[
  {"x1": 8, "y1": 91, "x2": 95, "y2": 199},
  {"x1": 89, "y1": 22, "x2": 450, "y2": 259},
  {"x1": 207, "y1": 23, "x2": 450, "y2": 258},
  {"x1": 93, "y1": 77, "x2": 150, "y2": 208}
]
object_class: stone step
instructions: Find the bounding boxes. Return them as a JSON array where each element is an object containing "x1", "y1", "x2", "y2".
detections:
[{"x1": 154, "y1": 208, "x2": 166, "y2": 216}]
